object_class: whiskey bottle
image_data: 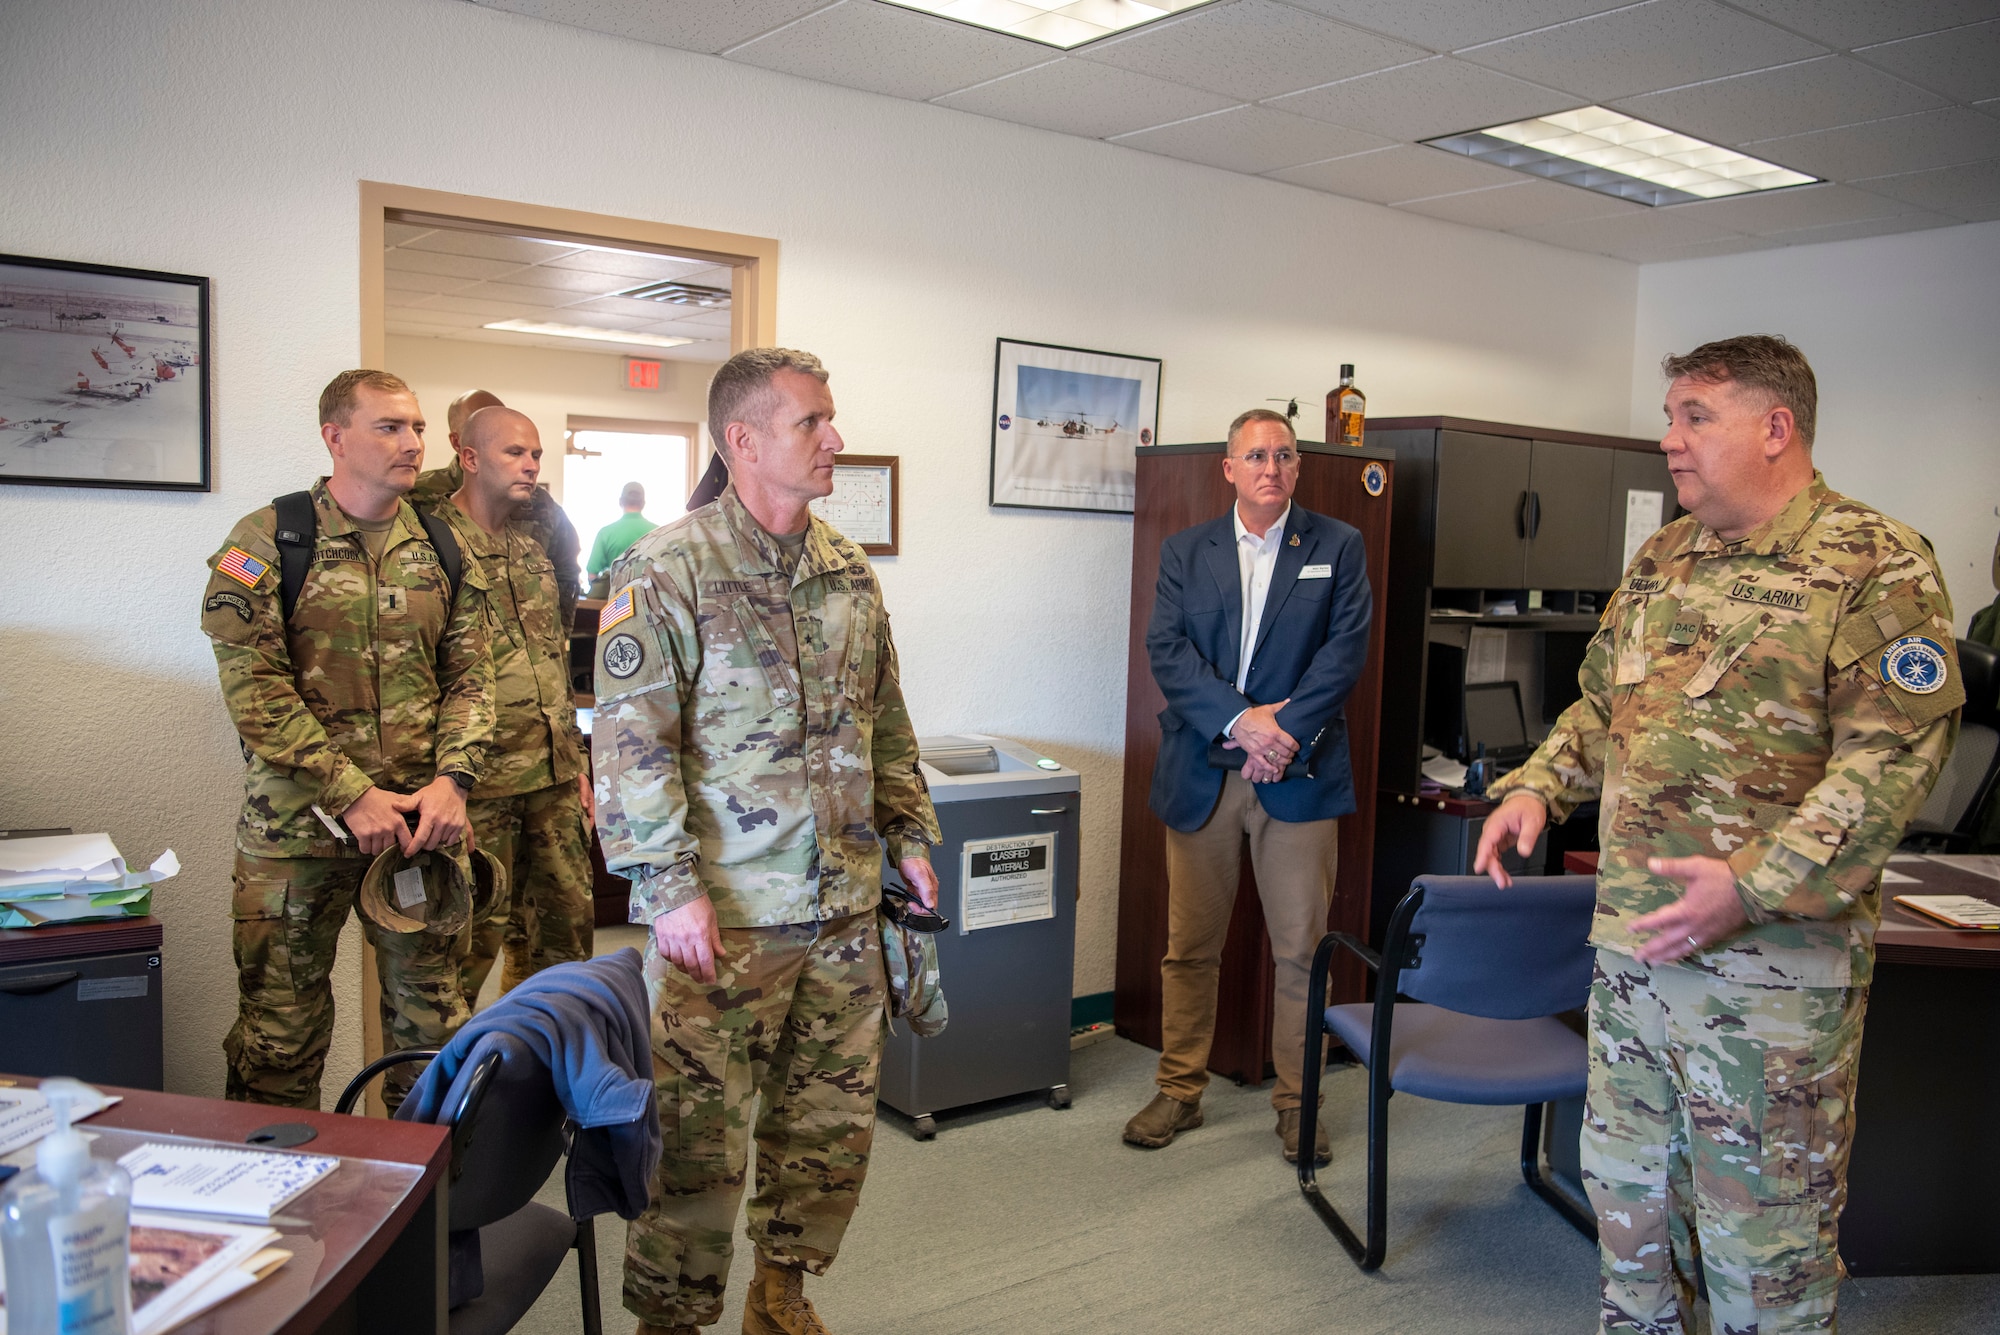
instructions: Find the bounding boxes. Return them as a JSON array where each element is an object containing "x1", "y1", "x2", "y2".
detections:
[{"x1": 1331, "y1": 364, "x2": 1365, "y2": 446}]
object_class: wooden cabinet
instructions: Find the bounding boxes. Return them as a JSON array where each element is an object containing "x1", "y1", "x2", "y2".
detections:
[
  {"x1": 1114, "y1": 438, "x2": 1394, "y2": 1083},
  {"x1": 1432, "y1": 432, "x2": 1620, "y2": 589}
]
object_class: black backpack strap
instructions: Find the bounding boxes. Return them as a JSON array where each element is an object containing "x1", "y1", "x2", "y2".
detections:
[
  {"x1": 417, "y1": 507, "x2": 464, "y2": 608},
  {"x1": 271, "y1": 490, "x2": 317, "y2": 625}
]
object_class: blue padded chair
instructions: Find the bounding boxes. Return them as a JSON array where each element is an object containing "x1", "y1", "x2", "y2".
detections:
[{"x1": 1298, "y1": 874, "x2": 1599, "y2": 1270}]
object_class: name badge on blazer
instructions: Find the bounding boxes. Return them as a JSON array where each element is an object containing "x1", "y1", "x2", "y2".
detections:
[{"x1": 1299, "y1": 564, "x2": 1332, "y2": 579}]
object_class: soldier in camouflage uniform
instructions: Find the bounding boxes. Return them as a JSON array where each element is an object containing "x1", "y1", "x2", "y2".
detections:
[
  {"x1": 1476, "y1": 336, "x2": 1961, "y2": 1334},
  {"x1": 408, "y1": 388, "x2": 583, "y2": 626},
  {"x1": 593, "y1": 349, "x2": 940, "y2": 1335},
  {"x1": 427, "y1": 405, "x2": 595, "y2": 1001},
  {"x1": 201, "y1": 369, "x2": 495, "y2": 1109}
]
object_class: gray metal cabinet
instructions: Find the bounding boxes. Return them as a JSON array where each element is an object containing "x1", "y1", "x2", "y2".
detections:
[
  {"x1": 1524, "y1": 440, "x2": 1614, "y2": 589},
  {"x1": 1433, "y1": 431, "x2": 1531, "y2": 587},
  {"x1": 0, "y1": 946, "x2": 163, "y2": 1088}
]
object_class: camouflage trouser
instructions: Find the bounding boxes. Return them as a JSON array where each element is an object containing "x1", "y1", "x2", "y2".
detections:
[
  {"x1": 1586, "y1": 950, "x2": 1867, "y2": 1335},
  {"x1": 624, "y1": 912, "x2": 885, "y2": 1329},
  {"x1": 224, "y1": 851, "x2": 471, "y2": 1112},
  {"x1": 459, "y1": 783, "x2": 595, "y2": 1005}
]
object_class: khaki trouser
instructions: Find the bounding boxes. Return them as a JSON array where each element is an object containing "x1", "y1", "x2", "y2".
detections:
[
  {"x1": 624, "y1": 912, "x2": 885, "y2": 1329},
  {"x1": 224, "y1": 851, "x2": 469, "y2": 1111},
  {"x1": 1586, "y1": 950, "x2": 1866, "y2": 1334},
  {"x1": 458, "y1": 782, "x2": 595, "y2": 1005},
  {"x1": 1157, "y1": 771, "x2": 1337, "y2": 1111}
]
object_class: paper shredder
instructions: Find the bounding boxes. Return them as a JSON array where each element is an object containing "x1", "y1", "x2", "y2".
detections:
[{"x1": 877, "y1": 735, "x2": 1080, "y2": 1139}]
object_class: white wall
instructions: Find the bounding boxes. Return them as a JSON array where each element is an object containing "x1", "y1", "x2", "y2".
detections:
[
  {"x1": 0, "y1": 0, "x2": 1640, "y2": 1100},
  {"x1": 387, "y1": 335, "x2": 714, "y2": 488},
  {"x1": 1632, "y1": 222, "x2": 2000, "y2": 624}
]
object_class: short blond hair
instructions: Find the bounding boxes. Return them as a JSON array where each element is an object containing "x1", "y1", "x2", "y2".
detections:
[
  {"x1": 707, "y1": 348, "x2": 828, "y2": 453},
  {"x1": 1226, "y1": 407, "x2": 1297, "y2": 453},
  {"x1": 318, "y1": 369, "x2": 412, "y2": 426}
]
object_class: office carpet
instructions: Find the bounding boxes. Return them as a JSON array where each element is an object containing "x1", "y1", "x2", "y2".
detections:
[{"x1": 513, "y1": 937, "x2": 1999, "y2": 1334}]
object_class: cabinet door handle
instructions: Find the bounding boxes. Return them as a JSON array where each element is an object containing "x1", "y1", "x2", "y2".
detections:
[
  {"x1": 1516, "y1": 490, "x2": 1531, "y2": 539},
  {"x1": 0, "y1": 970, "x2": 79, "y2": 996},
  {"x1": 1528, "y1": 490, "x2": 1543, "y2": 539},
  {"x1": 1029, "y1": 807, "x2": 1069, "y2": 815}
]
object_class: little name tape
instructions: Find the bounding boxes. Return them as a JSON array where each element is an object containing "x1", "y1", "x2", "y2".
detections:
[{"x1": 1300, "y1": 564, "x2": 1332, "y2": 580}]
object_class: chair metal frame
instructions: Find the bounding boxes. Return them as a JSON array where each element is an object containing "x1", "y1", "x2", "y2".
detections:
[
  {"x1": 336, "y1": 1047, "x2": 603, "y2": 1335},
  {"x1": 1297, "y1": 881, "x2": 1597, "y2": 1271}
]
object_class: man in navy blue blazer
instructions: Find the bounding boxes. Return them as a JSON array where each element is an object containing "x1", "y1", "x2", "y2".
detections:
[{"x1": 1123, "y1": 408, "x2": 1372, "y2": 1165}]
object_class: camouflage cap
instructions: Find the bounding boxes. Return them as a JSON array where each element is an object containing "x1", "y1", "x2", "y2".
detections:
[{"x1": 358, "y1": 845, "x2": 474, "y2": 937}]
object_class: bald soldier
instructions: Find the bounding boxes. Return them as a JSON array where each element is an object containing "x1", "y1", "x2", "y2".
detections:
[
  {"x1": 409, "y1": 389, "x2": 584, "y2": 625},
  {"x1": 430, "y1": 406, "x2": 595, "y2": 1000},
  {"x1": 1475, "y1": 335, "x2": 1961, "y2": 1334},
  {"x1": 201, "y1": 369, "x2": 495, "y2": 1108}
]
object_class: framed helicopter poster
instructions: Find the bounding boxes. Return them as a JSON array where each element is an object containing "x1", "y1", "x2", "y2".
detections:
[
  {"x1": 0, "y1": 252, "x2": 212, "y2": 491},
  {"x1": 990, "y1": 337, "x2": 1160, "y2": 514}
]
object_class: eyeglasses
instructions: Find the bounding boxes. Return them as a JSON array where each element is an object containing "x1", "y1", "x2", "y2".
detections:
[{"x1": 1235, "y1": 448, "x2": 1299, "y2": 469}]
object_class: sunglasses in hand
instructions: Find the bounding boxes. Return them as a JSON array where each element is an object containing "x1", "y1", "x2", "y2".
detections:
[{"x1": 881, "y1": 879, "x2": 950, "y2": 934}]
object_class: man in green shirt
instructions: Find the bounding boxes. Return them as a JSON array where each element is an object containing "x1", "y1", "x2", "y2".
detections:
[{"x1": 587, "y1": 482, "x2": 655, "y2": 596}]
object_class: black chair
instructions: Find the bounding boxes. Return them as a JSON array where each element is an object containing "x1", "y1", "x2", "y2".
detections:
[
  {"x1": 337, "y1": 1045, "x2": 603, "y2": 1335},
  {"x1": 1299, "y1": 874, "x2": 1598, "y2": 1270},
  {"x1": 1901, "y1": 638, "x2": 2000, "y2": 852}
]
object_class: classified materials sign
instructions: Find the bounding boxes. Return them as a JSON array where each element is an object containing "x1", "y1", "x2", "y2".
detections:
[{"x1": 959, "y1": 833, "x2": 1057, "y2": 933}]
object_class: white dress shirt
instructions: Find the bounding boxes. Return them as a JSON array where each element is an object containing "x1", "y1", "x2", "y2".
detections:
[{"x1": 1226, "y1": 503, "x2": 1289, "y2": 735}]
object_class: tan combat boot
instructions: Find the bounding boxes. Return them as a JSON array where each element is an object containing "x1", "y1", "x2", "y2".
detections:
[
  {"x1": 1276, "y1": 1108, "x2": 1331, "y2": 1165},
  {"x1": 742, "y1": 1256, "x2": 831, "y2": 1335},
  {"x1": 1122, "y1": 1091, "x2": 1203, "y2": 1148}
]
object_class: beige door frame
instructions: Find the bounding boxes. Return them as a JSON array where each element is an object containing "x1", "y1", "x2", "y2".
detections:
[{"x1": 354, "y1": 181, "x2": 777, "y2": 1111}]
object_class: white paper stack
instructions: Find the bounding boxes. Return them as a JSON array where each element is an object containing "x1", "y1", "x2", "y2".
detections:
[
  {"x1": 120, "y1": 1143, "x2": 339, "y2": 1222},
  {"x1": 0, "y1": 833, "x2": 177, "y2": 927}
]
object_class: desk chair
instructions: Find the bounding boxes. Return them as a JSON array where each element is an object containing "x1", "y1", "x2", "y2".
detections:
[
  {"x1": 1901, "y1": 638, "x2": 1999, "y2": 852},
  {"x1": 338, "y1": 1044, "x2": 603, "y2": 1335},
  {"x1": 1299, "y1": 874, "x2": 1598, "y2": 1271}
]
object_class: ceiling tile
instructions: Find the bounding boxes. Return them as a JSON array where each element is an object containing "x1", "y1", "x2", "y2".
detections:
[
  {"x1": 1721, "y1": 1, "x2": 2000, "y2": 51},
  {"x1": 383, "y1": 271, "x2": 466, "y2": 296},
  {"x1": 1511, "y1": 206, "x2": 1751, "y2": 260},
  {"x1": 395, "y1": 230, "x2": 577, "y2": 264},
  {"x1": 1858, "y1": 19, "x2": 2000, "y2": 103},
  {"x1": 1268, "y1": 143, "x2": 1526, "y2": 202},
  {"x1": 383, "y1": 251, "x2": 527, "y2": 281},
  {"x1": 1458, "y1": 0, "x2": 1826, "y2": 103},
  {"x1": 459, "y1": 280, "x2": 619, "y2": 309},
  {"x1": 566, "y1": 294, "x2": 694, "y2": 322},
  {"x1": 1268, "y1": 56, "x2": 1576, "y2": 141},
  {"x1": 1643, "y1": 235, "x2": 1787, "y2": 261},
  {"x1": 500, "y1": 265, "x2": 641, "y2": 294},
  {"x1": 542, "y1": 249, "x2": 716, "y2": 279},
  {"x1": 1745, "y1": 107, "x2": 2000, "y2": 179},
  {"x1": 1662, "y1": 182, "x2": 1916, "y2": 235},
  {"x1": 728, "y1": 1, "x2": 1048, "y2": 101},
  {"x1": 1762, "y1": 212, "x2": 1965, "y2": 245},
  {"x1": 1393, "y1": 178, "x2": 1644, "y2": 228},
  {"x1": 1275, "y1": 1, "x2": 1634, "y2": 52},
  {"x1": 935, "y1": 57, "x2": 1235, "y2": 139},
  {"x1": 1854, "y1": 157, "x2": 2000, "y2": 217},
  {"x1": 410, "y1": 294, "x2": 556, "y2": 319},
  {"x1": 468, "y1": 0, "x2": 831, "y2": 55},
  {"x1": 1614, "y1": 56, "x2": 1947, "y2": 146},
  {"x1": 1075, "y1": 0, "x2": 1428, "y2": 102},
  {"x1": 1111, "y1": 105, "x2": 1393, "y2": 174},
  {"x1": 384, "y1": 223, "x2": 436, "y2": 247}
]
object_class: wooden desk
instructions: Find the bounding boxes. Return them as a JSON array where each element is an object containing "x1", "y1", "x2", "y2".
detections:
[
  {"x1": 1547, "y1": 851, "x2": 2000, "y2": 1276},
  {"x1": 11, "y1": 1079, "x2": 453, "y2": 1334}
]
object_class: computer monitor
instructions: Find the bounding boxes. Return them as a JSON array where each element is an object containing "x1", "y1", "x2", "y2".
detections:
[{"x1": 1463, "y1": 680, "x2": 1529, "y2": 757}]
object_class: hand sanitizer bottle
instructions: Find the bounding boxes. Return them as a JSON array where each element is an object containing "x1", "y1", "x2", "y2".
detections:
[{"x1": 0, "y1": 1079, "x2": 133, "y2": 1334}]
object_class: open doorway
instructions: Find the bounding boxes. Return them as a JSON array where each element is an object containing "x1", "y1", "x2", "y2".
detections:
[{"x1": 351, "y1": 184, "x2": 779, "y2": 1106}]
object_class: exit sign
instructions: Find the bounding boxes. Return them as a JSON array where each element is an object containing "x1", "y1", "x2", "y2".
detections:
[{"x1": 626, "y1": 358, "x2": 662, "y2": 390}]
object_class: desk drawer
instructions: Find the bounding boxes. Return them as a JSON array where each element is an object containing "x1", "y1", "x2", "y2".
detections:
[{"x1": 0, "y1": 948, "x2": 164, "y2": 1089}]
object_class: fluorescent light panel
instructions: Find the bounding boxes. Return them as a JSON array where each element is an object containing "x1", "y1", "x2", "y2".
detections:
[
  {"x1": 482, "y1": 319, "x2": 693, "y2": 350},
  {"x1": 884, "y1": 0, "x2": 1218, "y2": 49},
  {"x1": 1425, "y1": 107, "x2": 1816, "y2": 207}
]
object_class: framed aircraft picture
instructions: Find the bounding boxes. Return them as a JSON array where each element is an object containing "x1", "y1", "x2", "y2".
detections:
[
  {"x1": 990, "y1": 338, "x2": 1160, "y2": 514},
  {"x1": 0, "y1": 252, "x2": 212, "y2": 491}
]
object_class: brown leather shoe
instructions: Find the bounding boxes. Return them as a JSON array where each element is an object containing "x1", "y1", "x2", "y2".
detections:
[
  {"x1": 1123, "y1": 1091, "x2": 1204, "y2": 1148},
  {"x1": 1277, "y1": 1108, "x2": 1331, "y2": 1165},
  {"x1": 743, "y1": 1256, "x2": 831, "y2": 1335}
]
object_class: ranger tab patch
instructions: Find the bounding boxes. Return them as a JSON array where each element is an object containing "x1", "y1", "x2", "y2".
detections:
[
  {"x1": 599, "y1": 587, "x2": 635, "y2": 633},
  {"x1": 216, "y1": 546, "x2": 270, "y2": 589},
  {"x1": 1881, "y1": 635, "x2": 1949, "y2": 694}
]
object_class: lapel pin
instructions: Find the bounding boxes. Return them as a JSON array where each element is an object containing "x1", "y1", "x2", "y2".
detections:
[{"x1": 1288, "y1": 534, "x2": 1299, "y2": 546}]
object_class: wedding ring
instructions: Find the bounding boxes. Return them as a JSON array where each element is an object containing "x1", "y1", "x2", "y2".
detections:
[{"x1": 1686, "y1": 935, "x2": 1700, "y2": 950}]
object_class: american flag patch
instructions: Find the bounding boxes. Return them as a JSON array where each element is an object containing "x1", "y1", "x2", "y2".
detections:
[
  {"x1": 598, "y1": 588, "x2": 635, "y2": 633},
  {"x1": 217, "y1": 546, "x2": 270, "y2": 589}
]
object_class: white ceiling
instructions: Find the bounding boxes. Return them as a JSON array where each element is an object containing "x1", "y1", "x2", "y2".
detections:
[
  {"x1": 466, "y1": 0, "x2": 2000, "y2": 262},
  {"x1": 383, "y1": 221, "x2": 734, "y2": 359}
]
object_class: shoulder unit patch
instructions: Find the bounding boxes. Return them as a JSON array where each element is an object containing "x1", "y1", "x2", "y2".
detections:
[{"x1": 1881, "y1": 635, "x2": 1949, "y2": 695}]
